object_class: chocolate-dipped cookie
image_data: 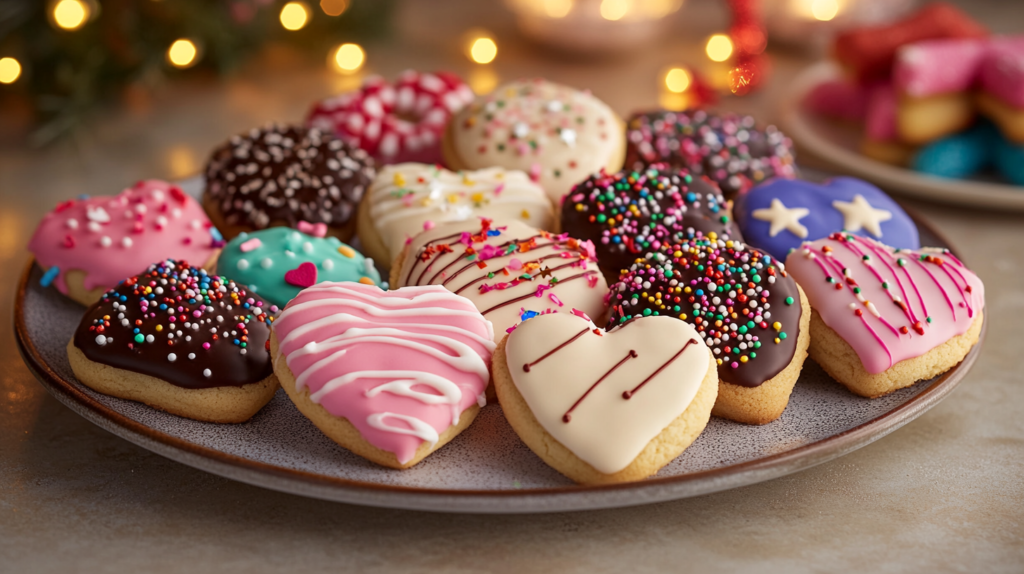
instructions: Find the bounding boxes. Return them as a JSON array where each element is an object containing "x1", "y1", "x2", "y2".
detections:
[
  {"x1": 560, "y1": 164, "x2": 742, "y2": 284},
  {"x1": 607, "y1": 237, "x2": 809, "y2": 424},
  {"x1": 67, "y1": 259, "x2": 279, "y2": 423},
  {"x1": 203, "y1": 124, "x2": 375, "y2": 241},
  {"x1": 623, "y1": 110, "x2": 797, "y2": 197}
]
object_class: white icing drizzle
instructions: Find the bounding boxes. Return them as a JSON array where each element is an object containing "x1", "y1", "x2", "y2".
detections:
[{"x1": 366, "y1": 413, "x2": 440, "y2": 461}]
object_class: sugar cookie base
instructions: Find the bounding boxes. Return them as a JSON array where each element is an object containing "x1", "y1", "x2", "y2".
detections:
[
  {"x1": 67, "y1": 340, "x2": 278, "y2": 423},
  {"x1": 42, "y1": 252, "x2": 220, "y2": 307},
  {"x1": 355, "y1": 193, "x2": 395, "y2": 270},
  {"x1": 493, "y1": 336, "x2": 718, "y2": 485},
  {"x1": 711, "y1": 284, "x2": 811, "y2": 425},
  {"x1": 201, "y1": 194, "x2": 356, "y2": 244},
  {"x1": 897, "y1": 92, "x2": 975, "y2": 144},
  {"x1": 809, "y1": 309, "x2": 983, "y2": 398},
  {"x1": 977, "y1": 92, "x2": 1024, "y2": 143},
  {"x1": 270, "y1": 333, "x2": 480, "y2": 470}
]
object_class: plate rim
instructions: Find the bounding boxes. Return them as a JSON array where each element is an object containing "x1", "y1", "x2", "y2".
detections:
[
  {"x1": 781, "y1": 61, "x2": 1024, "y2": 211},
  {"x1": 13, "y1": 215, "x2": 986, "y2": 513}
]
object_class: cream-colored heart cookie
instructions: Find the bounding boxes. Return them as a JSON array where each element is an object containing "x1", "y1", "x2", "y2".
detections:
[
  {"x1": 494, "y1": 313, "x2": 718, "y2": 484},
  {"x1": 356, "y1": 163, "x2": 554, "y2": 264}
]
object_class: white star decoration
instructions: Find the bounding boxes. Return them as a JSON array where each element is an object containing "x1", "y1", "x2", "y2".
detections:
[
  {"x1": 832, "y1": 194, "x2": 892, "y2": 237},
  {"x1": 752, "y1": 198, "x2": 809, "y2": 238}
]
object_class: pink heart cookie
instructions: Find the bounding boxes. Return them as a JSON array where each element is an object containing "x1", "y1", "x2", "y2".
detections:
[
  {"x1": 270, "y1": 282, "x2": 495, "y2": 468},
  {"x1": 785, "y1": 233, "x2": 985, "y2": 397}
]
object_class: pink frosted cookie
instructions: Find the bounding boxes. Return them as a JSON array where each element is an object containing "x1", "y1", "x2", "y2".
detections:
[
  {"x1": 804, "y1": 79, "x2": 868, "y2": 123},
  {"x1": 977, "y1": 38, "x2": 1024, "y2": 142},
  {"x1": 861, "y1": 84, "x2": 917, "y2": 166},
  {"x1": 307, "y1": 70, "x2": 475, "y2": 165},
  {"x1": 785, "y1": 233, "x2": 984, "y2": 398},
  {"x1": 893, "y1": 38, "x2": 982, "y2": 143},
  {"x1": 270, "y1": 282, "x2": 495, "y2": 469},
  {"x1": 28, "y1": 180, "x2": 221, "y2": 306}
]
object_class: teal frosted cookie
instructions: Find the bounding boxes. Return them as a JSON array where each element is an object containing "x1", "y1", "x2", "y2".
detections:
[{"x1": 218, "y1": 225, "x2": 382, "y2": 309}]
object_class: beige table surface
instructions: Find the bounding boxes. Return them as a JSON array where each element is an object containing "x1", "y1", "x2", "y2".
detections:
[{"x1": 2, "y1": 1, "x2": 1022, "y2": 571}]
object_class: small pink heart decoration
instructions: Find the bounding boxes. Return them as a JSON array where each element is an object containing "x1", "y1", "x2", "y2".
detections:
[
  {"x1": 284, "y1": 261, "x2": 318, "y2": 288},
  {"x1": 297, "y1": 220, "x2": 328, "y2": 238}
]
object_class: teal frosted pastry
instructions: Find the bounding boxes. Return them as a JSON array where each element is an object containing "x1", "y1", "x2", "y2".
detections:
[{"x1": 218, "y1": 224, "x2": 382, "y2": 309}]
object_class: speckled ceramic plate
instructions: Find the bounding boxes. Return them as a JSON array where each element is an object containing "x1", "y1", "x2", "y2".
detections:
[
  {"x1": 782, "y1": 62, "x2": 1024, "y2": 211},
  {"x1": 15, "y1": 177, "x2": 985, "y2": 513}
]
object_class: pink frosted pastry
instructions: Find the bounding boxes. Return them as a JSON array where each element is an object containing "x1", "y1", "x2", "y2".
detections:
[
  {"x1": 785, "y1": 233, "x2": 984, "y2": 398},
  {"x1": 270, "y1": 282, "x2": 494, "y2": 469},
  {"x1": 861, "y1": 85, "x2": 916, "y2": 166},
  {"x1": 977, "y1": 38, "x2": 1024, "y2": 142},
  {"x1": 804, "y1": 79, "x2": 868, "y2": 122},
  {"x1": 28, "y1": 180, "x2": 221, "y2": 305},
  {"x1": 893, "y1": 38, "x2": 987, "y2": 98}
]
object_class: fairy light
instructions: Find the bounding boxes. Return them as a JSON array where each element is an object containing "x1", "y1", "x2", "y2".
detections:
[
  {"x1": 706, "y1": 34, "x2": 734, "y2": 62},
  {"x1": 320, "y1": 0, "x2": 349, "y2": 16},
  {"x1": 52, "y1": 0, "x2": 89, "y2": 31},
  {"x1": 600, "y1": 0, "x2": 629, "y2": 21},
  {"x1": 167, "y1": 39, "x2": 199, "y2": 69},
  {"x1": 332, "y1": 43, "x2": 365, "y2": 73},
  {"x1": 280, "y1": 2, "x2": 310, "y2": 31},
  {"x1": 664, "y1": 67, "x2": 691, "y2": 93},
  {"x1": 0, "y1": 58, "x2": 21, "y2": 84},
  {"x1": 811, "y1": 0, "x2": 839, "y2": 21},
  {"x1": 469, "y1": 37, "x2": 498, "y2": 64},
  {"x1": 542, "y1": 0, "x2": 573, "y2": 18}
]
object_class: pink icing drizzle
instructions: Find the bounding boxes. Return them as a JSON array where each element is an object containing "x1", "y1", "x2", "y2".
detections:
[
  {"x1": 272, "y1": 282, "x2": 494, "y2": 464},
  {"x1": 787, "y1": 235, "x2": 984, "y2": 374},
  {"x1": 27, "y1": 180, "x2": 218, "y2": 295}
]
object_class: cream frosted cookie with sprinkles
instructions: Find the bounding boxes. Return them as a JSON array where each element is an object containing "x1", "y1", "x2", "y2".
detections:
[
  {"x1": 443, "y1": 78, "x2": 626, "y2": 205},
  {"x1": 493, "y1": 312, "x2": 718, "y2": 484},
  {"x1": 785, "y1": 233, "x2": 984, "y2": 398},
  {"x1": 391, "y1": 218, "x2": 608, "y2": 343},
  {"x1": 28, "y1": 180, "x2": 221, "y2": 306},
  {"x1": 270, "y1": 282, "x2": 494, "y2": 469},
  {"x1": 356, "y1": 163, "x2": 554, "y2": 264}
]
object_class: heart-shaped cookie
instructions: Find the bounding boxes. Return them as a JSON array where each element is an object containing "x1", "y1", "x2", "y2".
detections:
[
  {"x1": 392, "y1": 218, "x2": 608, "y2": 343},
  {"x1": 494, "y1": 312, "x2": 718, "y2": 484},
  {"x1": 560, "y1": 164, "x2": 742, "y2": 284},
  {"x1": 785, "y1": 233, "x2": 984, "y2": 397},
  {"x1": 270, "y1": 282, "x2": 495, "y2": 469},
  {"x1": 734, "y1": 176, "x2": 920, "y2": 262},
  {"x1": 356, "y1": 163, "x2": 555, "y2": 264}
]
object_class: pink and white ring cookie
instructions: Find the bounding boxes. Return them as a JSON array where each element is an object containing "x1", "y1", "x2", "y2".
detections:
[
  {"x1": 270, "y1": 282, "x2": 495, "y2": 469},
  {"x1": 443, "y1": 78, "x2": 626, "y2": 206},
  {"x1": 391, "y1": 218, "x2": 609, "y2": 344},
  {"x1": 28, "y1": 180, "x2": 221, "y2": 306},
  {"x1": 493, "y1": 312, "x2": 718, "y2": 484},
  {"x1": 785, "y1": 233, "x2": 985, "y2": 398},
  {"x1": 307, "y1": 70, "x2": 474, "y2": 166},
  {"x1": 356, "y1": 163, "x2": 555, "y2": 264}
]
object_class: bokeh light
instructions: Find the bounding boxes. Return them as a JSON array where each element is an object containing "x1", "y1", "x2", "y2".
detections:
[
  {"x1": 664, "y1": 67, "x2": 692, "y2": 93},
  {"x1": 0, "y1": 58, "x2": 22, "y2": 84},
  {"x1": 706, "y1": 34, "x2": 734, "y2": 62},
  {"x1": 811, "y1": 0, "x2": 839, "y2": 21},
  {"x1": 320, "y1": 0, "x2": 349, "y2": 17},
  {"x1": 332, "y1": 43, "x2": 365, "y2": 73},
  {"x1": 167, "y1": 39, "x2": 199, "y2": 69},
  {"x1": 469, "y1": 37, "x2": 498, "y2": 64},
  {"x1": 543, "y1": 0, "x2": 573, "y2": 18},
  {"x1": 280, "y1": 2, "x2": 310, "y2": 31},
  {"x1": 52, "y1": 0, "x2": 89, "y2": 31},
  {"x1": 600, "y1": 0, "x2": 629, "y2": 21}
]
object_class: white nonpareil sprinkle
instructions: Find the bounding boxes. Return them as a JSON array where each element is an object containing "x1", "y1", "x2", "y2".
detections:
[
  {"x1": 95, "y1": 335, "x2": 106, "y2": 345},
  {"x1": 168, "y1": 353, "x2": 177, "y2": 362},
  {"x1": 203, "y1": 369, "x2": 212, "y2": 377}
]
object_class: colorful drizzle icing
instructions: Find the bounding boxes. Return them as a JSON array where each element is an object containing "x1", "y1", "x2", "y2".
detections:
[
  {"x1": 73, "y1": 259, "x2": 275, "y2": 389},
  {"x1": 447, "y1": 78, "x2": 623, "y2": 204},
  {"x1": 784, "y1": 233, "x2": 985, "y2": 374},
  {"x1": 204, "y1": 125, "x2": 375, "y2": 231},
  {"x1": 505, "y1": 312, "x2": 709, "y2": 474},
  {"x1": 608, "y1": 238, "x2": 802, "y2": 388},
  {"x1": 623, "y1": 110, "x2": 796, "y2": 197},
  {"x1": 218, "y1": 226, "x2": 381, "y2": 309},
  {"x1": 560, "y1": 164, "x2": 742, "y2": 283},
  {"x1": 272, "y1": 282, "x2": 494, "y2": 465},
  {"x1": 28, "y1": 180, "x2": 220, "y2": 297},
  {"x1": 367, "y1": 163, "x2": 554, "y2": 258}
]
